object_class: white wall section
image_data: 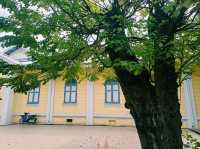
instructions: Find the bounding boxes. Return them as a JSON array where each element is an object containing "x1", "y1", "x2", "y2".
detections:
[
  {"x1": 86, "y1": 80, "x2": 94, "y2": 125},
  {"x1": 47, "y1": 80, "x2": 55, "y2": 124},
  {"x1": 0, "y1": 86, "x2": 14, "y2": 125},
  {"x1": 184, "y1": 78, "x2": 198, "y2": 128}
]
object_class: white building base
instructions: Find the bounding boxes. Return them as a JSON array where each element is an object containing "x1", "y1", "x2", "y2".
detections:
[{"x1": 0, "y1": 86, "x2": 14, "y2": 125}]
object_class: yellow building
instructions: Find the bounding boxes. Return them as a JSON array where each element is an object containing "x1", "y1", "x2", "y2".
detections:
[{"x1": 0, "y1": 48, "x2": 199, "y2": 128}]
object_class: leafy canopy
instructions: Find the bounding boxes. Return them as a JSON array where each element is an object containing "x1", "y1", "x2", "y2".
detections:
[{"x1": 0, "y1": 0, "x2": 199, "y2": 92}]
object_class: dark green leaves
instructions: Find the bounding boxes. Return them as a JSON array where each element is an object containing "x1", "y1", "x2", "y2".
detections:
[{"x1": 0, "y1": 0, "x2": 199, "y2": 92}]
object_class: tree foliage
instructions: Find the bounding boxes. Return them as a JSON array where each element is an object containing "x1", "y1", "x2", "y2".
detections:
[
  {"x1": 0, "y1": 0, "x2": 199, "y2": 92},
  {"x1": 0, "y1": 1, "x2": 200, "y2": 148}
]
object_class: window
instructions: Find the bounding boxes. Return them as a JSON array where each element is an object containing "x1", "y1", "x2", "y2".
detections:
[
  {"x1": 64, "y1": 80, "x2": 77, "y2": 103},
  {"x1": 27, "y1": 87, "x2": 40, "y2": 104},
  {"x1": 105, "y1": 80, "x2": 120, "y2": 104}
]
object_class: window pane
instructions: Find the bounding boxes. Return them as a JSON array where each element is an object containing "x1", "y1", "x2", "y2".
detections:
[
  {"x1": 28, "y1": 93, "x2": 33, "y2": 103},
  {"x1": 71, "y1": 85, "x2": 77, "y2": 91},
  {"x1": 113, "y1": 84, "x2": 119, "y2": 90},
  {"x1": 35, "y1": 87, "x2": 40, "y2": 92},
  {"x1": 65, "y1": 92, "x2": 70, "y2": 102},
  {"x1": 106, "y1": 91, "x2": 112, "y2": 103},
  {"x1": 71, "y1": 92, "x2": 76, "y2": 102},
  {"x1": 65, "y1": 85, "x2": 70, "y2": 91},
  {"x1": 106, "y1": 84, "x2": 111, "y2": 90},
  {"x1": 34, "y1": 93, "x2": 39, "y2": 103},
  {"x1": 113, "y1": 91, "x2": 119, "y2": 103}
]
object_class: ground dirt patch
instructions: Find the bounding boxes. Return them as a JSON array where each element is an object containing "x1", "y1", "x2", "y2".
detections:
[{"x1": 0, "y1": 125, "x2": 141, "y2": 149}]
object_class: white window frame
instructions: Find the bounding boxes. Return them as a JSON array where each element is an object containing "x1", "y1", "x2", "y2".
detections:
[
  {"x1": 64, "y1": 80, "x2": 77, "y2": 103},
  {"x1": 105, "y1": 80, "x2": 120, "y2": 104},
  {"x1": 27, "y1": 87, "x2": 40, "y2": 104}
]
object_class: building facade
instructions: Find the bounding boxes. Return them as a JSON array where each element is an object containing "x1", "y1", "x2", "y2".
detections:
[{"x1": 0, "y1": 48, "x2": 199, "y2": 128}]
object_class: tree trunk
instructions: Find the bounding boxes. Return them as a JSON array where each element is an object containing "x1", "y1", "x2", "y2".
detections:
[
  {"x1": 104, "y1": 2, "x2": 183, "y2": 148},
  {"x1": 115, "y1": 68, "x2": 183, "y2": 149},
  {"x1": 105, "y1": 31, "x2": 183, "y2": 149}
]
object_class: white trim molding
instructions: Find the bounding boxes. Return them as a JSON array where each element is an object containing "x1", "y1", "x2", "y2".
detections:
[
  {"x1": 53, "y1": 113, "x2": 86, "y2": 118},
  {"x1": 47, "y1": 80, "x2": 55, "y2": 124},
  {"x1": 13, "y1": 113, "x2": 47, "y2": 117},
  {"x1": 184, "y1": 78, "x2": 198, "y2": 128},
  {"x1": 86, "y1": 80, "x2": 94, "y2": 125},
  {"x1": 94, "y1": 114, "x2": 133, "y2": 119},
  {"x1": 0, "y1": 54, "x2": 21, "y2": 64},
  {"x1": 182, "y1": 116, "x2": 188, "y2": 122},
  {"x1": 0, "y1": 86, "x2": 14, "y2": 125}
]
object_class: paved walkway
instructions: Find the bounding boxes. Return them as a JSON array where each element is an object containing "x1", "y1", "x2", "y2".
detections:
[{"x1": 0, "y1": 125, "x2": 141, "y2": 149}]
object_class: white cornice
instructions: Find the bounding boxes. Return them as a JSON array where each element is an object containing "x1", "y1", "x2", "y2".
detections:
[{"x1": 0, "y1": 54, "x2": 21, "y2": 65}]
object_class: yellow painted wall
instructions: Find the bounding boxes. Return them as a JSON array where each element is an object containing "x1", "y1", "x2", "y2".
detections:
[
  {"x1": 192, "y1": 68, "x2": 200, "y2": 127},
  {"x1": 53, "y1": 117, "x2": 86, "y2": 125},
  {"x1": 93, "y1": 78, "x2": 133, "y2": 126},
  {"x1": 179, "y1": 86, "x2": 187, "y2": 117},
  {"x1": 3, "y1": 73, "x2": 200, "y2": 127},
  {"x1": 11, "y1": 84, "x2": 48, "y2": 123},
  {"x1": 192, "y1": 74, "x2": 200, "y2": 117},
  {"x1": 178, "y1": 85, "x2": 188, "y2": 128},
  {"x1": 53, "y1": 78, "x2": 87, "y2": 115},
  {"x1": 0, "y1": 88, "x2": 3, "y2": 117},
  {"x1": 94, "y1": 118, "x2": 133, "y2": 127},
  {"x1": 93, "y1": 78, "x2": 130, "y2": 115}
]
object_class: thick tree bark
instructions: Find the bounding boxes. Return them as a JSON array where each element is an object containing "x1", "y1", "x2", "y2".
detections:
[
  {"x1": 115, "y1": 68, "x2": 183, "y2": 149},
  {"x1": 106, "y1": 26, "x2": 183, "y2": 149},
  {"x1": 115, "y1": 69, "x2": 159, "y2": 149},
  {"x1": 113, "y1": 42, "x2": 183, "y2": 149},
  {"x1": 104, "y1": 2, "x2": 183, "y2": 148},
  {"x1": 111, "y1": 59, "x2": 183, "y2": 149}
]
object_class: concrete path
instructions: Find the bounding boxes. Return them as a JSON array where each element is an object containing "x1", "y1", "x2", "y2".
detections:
[{"x1": 0, "y1": 125, "x2": 141, "y2": 149}]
